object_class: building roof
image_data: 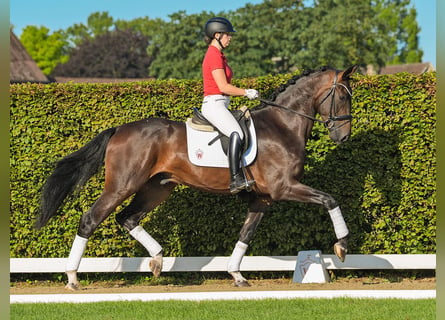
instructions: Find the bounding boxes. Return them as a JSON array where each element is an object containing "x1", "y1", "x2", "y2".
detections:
[
  {"x1": 365, "y1": 62, "x2": 435, "y2": 75},
  {"x1": 10, "y1": 30, "x2": 49, "y2": 83},
  {"x1": 379, "y1": 62, "x2": 435, "y2": 74}
]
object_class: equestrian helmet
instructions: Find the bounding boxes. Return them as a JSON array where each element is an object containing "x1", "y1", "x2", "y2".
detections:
[{"x1": 204, "y1": 17, "x2": 236, "y2": 38}]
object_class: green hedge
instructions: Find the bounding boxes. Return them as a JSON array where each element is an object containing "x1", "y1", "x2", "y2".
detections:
[{"x1": 10, "y1": 72, "x2": 436, "y2": 259}]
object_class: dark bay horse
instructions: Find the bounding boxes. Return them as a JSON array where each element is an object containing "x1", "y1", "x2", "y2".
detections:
[{"x1": 36, "y1": 65, "x2": 357, "y2": 289}]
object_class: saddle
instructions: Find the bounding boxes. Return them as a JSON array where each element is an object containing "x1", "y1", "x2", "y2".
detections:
[{"x1": 186, "y1": 106, "x2": 252, "y2": 154}]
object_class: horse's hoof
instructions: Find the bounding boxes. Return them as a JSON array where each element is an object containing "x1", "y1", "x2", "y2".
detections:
[
  {"x1": 234, "y1": 280, "x2": 251, "y2": 287},
  {"x1": 65, "y1": 282, "x2": 80, "y2": 291},
  {"x1": 149, "y1": 255, "x2": 163, "y2": 278},
  {"x1": 334, "y1": 242, "x2": 347, "y2": 262}
]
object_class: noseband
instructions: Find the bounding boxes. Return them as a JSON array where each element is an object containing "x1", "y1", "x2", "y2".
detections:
[{"x1": 258, "y1": 71, "x2": 353, "y2": 130}]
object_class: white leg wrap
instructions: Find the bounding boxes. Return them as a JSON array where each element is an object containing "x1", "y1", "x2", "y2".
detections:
[
  {"x1": 329, "y1": 206, "x2": 349, "y2": 239},
  {"x1": 227, "y1": 241, "x2": 248, "y2": 272},
  {"x1": 66, "y1": 235, "x2": 88, "y2": 272},
  {"x1": 129, "y1": 226, "x2": 162, "y2": 257}
]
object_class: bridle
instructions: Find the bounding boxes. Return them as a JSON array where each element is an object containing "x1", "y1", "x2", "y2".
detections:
[{"x1": 258, "y1": 71, "x2": 353, "y2": 130}]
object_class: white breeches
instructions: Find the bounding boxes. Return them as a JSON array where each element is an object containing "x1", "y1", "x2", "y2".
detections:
[{"x1": 201, "y1": 95, "x2": 244, "y2": 140}]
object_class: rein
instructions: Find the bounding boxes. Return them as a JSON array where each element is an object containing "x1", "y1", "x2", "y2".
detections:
[
  {"x1": 258, "y1": 72, "x2": 353, "y2": 129},
  {"x1": 258, "y1": 98, "x2": 325, "y2": 124}
]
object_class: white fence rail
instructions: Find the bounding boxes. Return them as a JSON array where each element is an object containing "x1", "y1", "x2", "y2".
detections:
[{"x1": 10, "y1": 254, "x2": 435, "y2": 273}]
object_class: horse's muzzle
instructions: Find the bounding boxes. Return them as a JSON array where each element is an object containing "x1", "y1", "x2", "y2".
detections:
[
  {"x1": 330, "y1": 130, "x2": 350, "y2": 144},
  {"x1": 339, "y1": 134, "x2": 350, "y2": 143}
]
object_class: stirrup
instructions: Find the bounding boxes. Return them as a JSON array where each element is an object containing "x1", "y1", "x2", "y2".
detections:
[{"x1": 229, "y1": 179, "x2": 255, "y2": 194}]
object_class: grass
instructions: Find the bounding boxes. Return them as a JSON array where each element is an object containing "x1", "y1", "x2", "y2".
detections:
[{"x1": 11, "y1": 298, "x2": 435, "y2": 320}]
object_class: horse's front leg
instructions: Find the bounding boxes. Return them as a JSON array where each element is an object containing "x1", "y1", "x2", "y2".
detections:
[
  {"x1": 276, "y1": 182, "x2": 349, "y2": 262},
  {"x1": 329, "y1": 206, "x2": 349, "y2": 262},
  {"x1": 317, "y1": 194, "x2": 349, "y2": 262},
  {"x1": 228, "y1": 211, "x2": 264, "y2": 287}
]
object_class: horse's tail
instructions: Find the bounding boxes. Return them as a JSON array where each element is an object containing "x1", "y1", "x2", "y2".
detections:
[{"x1": 35, "y1": 127, "x2": 117, "y2": 229}]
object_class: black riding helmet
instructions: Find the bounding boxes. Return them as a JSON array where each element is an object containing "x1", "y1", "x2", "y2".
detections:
[{"x1": 204, "y1": 17, "x2": 236, "y2": 39}]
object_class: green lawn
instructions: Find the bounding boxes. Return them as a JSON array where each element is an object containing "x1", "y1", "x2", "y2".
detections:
[{"x1": 11, "y1": 298, "x2": 435, "y2": 320}]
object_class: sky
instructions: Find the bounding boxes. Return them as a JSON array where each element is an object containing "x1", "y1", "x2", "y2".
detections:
[{"x1": 9, "y1": 0, "x2": 436, "y2": 67}]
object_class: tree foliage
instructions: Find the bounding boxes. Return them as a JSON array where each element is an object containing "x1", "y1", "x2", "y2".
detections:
[
  {"x1": 296, "y1": 0, "x2": 382, "y2": 68},
  {"x1": 51, "y1": 29, "x2": 152, "y2": 78},
  {"x1": 149, "y1": 0, "x2": 423, "y2": 78},
  {"x1": 64, "y1": 11, "x2": 114, "y2": 47},
  {"x1": 228, "y1": 0, "x2": 306, "y2": 77},
  {"x1": 388, "y1": 3, "x2": 423, "y2": 64},
  {"x1": 114, "y1": 16, "x2": 165, "y2": 40},
  {"x1": 17, "y1": 0, "x2": 423, "y2": 79},
  {"x1": 147, "y1": 11, "x2": 210, "y2": 79},
  {"x1": 19, "y1": 26, "x2": 69, "y2": 75}
]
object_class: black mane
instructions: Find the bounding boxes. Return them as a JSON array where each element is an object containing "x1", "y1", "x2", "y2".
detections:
[{"x1": 254, "y1": 66, "x2": 335, "y2": 110}]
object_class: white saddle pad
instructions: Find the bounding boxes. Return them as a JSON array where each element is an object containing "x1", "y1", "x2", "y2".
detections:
[{"x1": 186, "y1": 119, "x2": 257, "y2": 168}]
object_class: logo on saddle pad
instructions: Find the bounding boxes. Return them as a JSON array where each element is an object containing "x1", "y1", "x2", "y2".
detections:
[{"x1": 185, "y1": 116, "x2": 257, "y2": 168}]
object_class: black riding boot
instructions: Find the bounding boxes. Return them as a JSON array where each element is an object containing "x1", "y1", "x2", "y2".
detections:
[{"x1": 228, "y1": 132, "x2": 254, "y2": 194}]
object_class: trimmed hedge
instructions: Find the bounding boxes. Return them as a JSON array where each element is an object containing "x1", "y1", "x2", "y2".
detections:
[{"x1": 10, "y1": 72, "x2": 436, "y2": 259}]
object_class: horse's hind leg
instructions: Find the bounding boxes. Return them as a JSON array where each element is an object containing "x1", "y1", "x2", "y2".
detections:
[
  {"x1": 116, "y1": 174, "x2": 176, "y2": 277},
  {"x1": 228, "y1": 197, "x2": 269, "y2": 287},
  {"x1": 65, "y1": 190, "x2": 131, "y2": 290}
]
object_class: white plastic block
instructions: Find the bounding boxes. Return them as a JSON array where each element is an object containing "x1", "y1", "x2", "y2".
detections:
[{"x1": 293, "y1": 250, "x2": 330, "y2": 283}]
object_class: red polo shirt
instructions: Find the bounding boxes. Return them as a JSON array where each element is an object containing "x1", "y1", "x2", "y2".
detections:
[{"x1": 202, "y1": 46, "x2": 233, "y2": 96}]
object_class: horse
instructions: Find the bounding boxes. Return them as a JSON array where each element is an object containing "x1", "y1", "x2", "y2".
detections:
[{"x1": 35, "y1": 65, "x2": 357, "y2": 289}]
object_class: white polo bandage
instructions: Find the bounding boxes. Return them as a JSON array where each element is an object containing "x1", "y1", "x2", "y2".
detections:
[
  {"x1": 328, "y1": 206, "x2": 349, "y2": 239},
  {"x1": 227, "y1": 241, "x2": 248, "y2": 272},
  {"x1": 129, "y1": 226, "x2": 162, "y2": 257},
  {"x1": 66, "y1": 235, "x2": 88, "y2": 272}
]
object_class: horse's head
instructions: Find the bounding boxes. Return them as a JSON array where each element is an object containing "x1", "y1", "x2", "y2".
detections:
[{"x1": 315, "y1": 65, "x2": 357, "y2": 144}]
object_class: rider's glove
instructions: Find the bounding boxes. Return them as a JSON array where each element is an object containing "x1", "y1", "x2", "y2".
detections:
[{"x1": 244, "y1": 89, "x2": 259, "y2": 100}]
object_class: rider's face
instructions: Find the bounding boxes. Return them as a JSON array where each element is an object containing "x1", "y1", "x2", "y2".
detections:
[{"x1": 217, "y1": 32, "x2": 233, "y2": 47}]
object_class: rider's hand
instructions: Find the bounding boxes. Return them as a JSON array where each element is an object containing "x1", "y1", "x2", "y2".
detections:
[{"x1": 244, "y1": 89, "x2": 259, "y2": 100}]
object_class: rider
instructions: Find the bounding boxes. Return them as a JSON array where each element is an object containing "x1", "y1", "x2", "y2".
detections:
[{"x1": 201, "y1": 17, "x2": 258, "y2": 194}]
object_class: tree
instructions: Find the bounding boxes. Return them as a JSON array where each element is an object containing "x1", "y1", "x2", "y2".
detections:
[
  {"x1": 57, "y1": 12, "x2": 161, "y2": 78},
  {"x1": 52, "y1": 29, "x2": 152, "y2": 78},
  {"x1": 19, "y1": 26, "x2": 69, "y2": 75},
  {"x1": 387, "y1": 3, "x2": 423, "y2": 64},
  {"x1": 228, "y1": 0, "x2": 305, "y2": 76},
  {"x1": 115, "y1": 16, "x2": 164, "y2": 40},
  {"x1": 294, "y1": 0, "x2": 422, "y2": 70},
  {"x1": 147, "y1": 11, "x2": 210, "y2": 79},
  {"x1": 147, "y1": 1, "x2": 306, "y2": 79},
  {"x1": 87, "y1": 11, "x2": 114, "y2": 37},
  {"x1": 19, "y1": 1, "x2": 423, "y2": 79},
  {"x1": 65, "y1": 11, "x2": 114, "y2": 47}
]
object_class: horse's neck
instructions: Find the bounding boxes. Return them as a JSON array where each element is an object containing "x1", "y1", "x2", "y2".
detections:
[
  {"x1": 275, "y1": 81, "x2": 317, "y2": 116},
  {"x1": 270, "y1": 81, "x2": 318, "y2": 141},
  {"x1": 255, "y1": 103, "x2": 314, "y2": 144}
]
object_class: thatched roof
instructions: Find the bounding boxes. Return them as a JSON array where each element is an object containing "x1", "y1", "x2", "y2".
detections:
[{"x1": 10, "y1": 31, "x2": 49, "y2": 83}]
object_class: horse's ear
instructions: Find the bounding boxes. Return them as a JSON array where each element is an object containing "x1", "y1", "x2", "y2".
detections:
[{"x1": 341, "y1": 65, "x2": 358, "y2": 80}]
